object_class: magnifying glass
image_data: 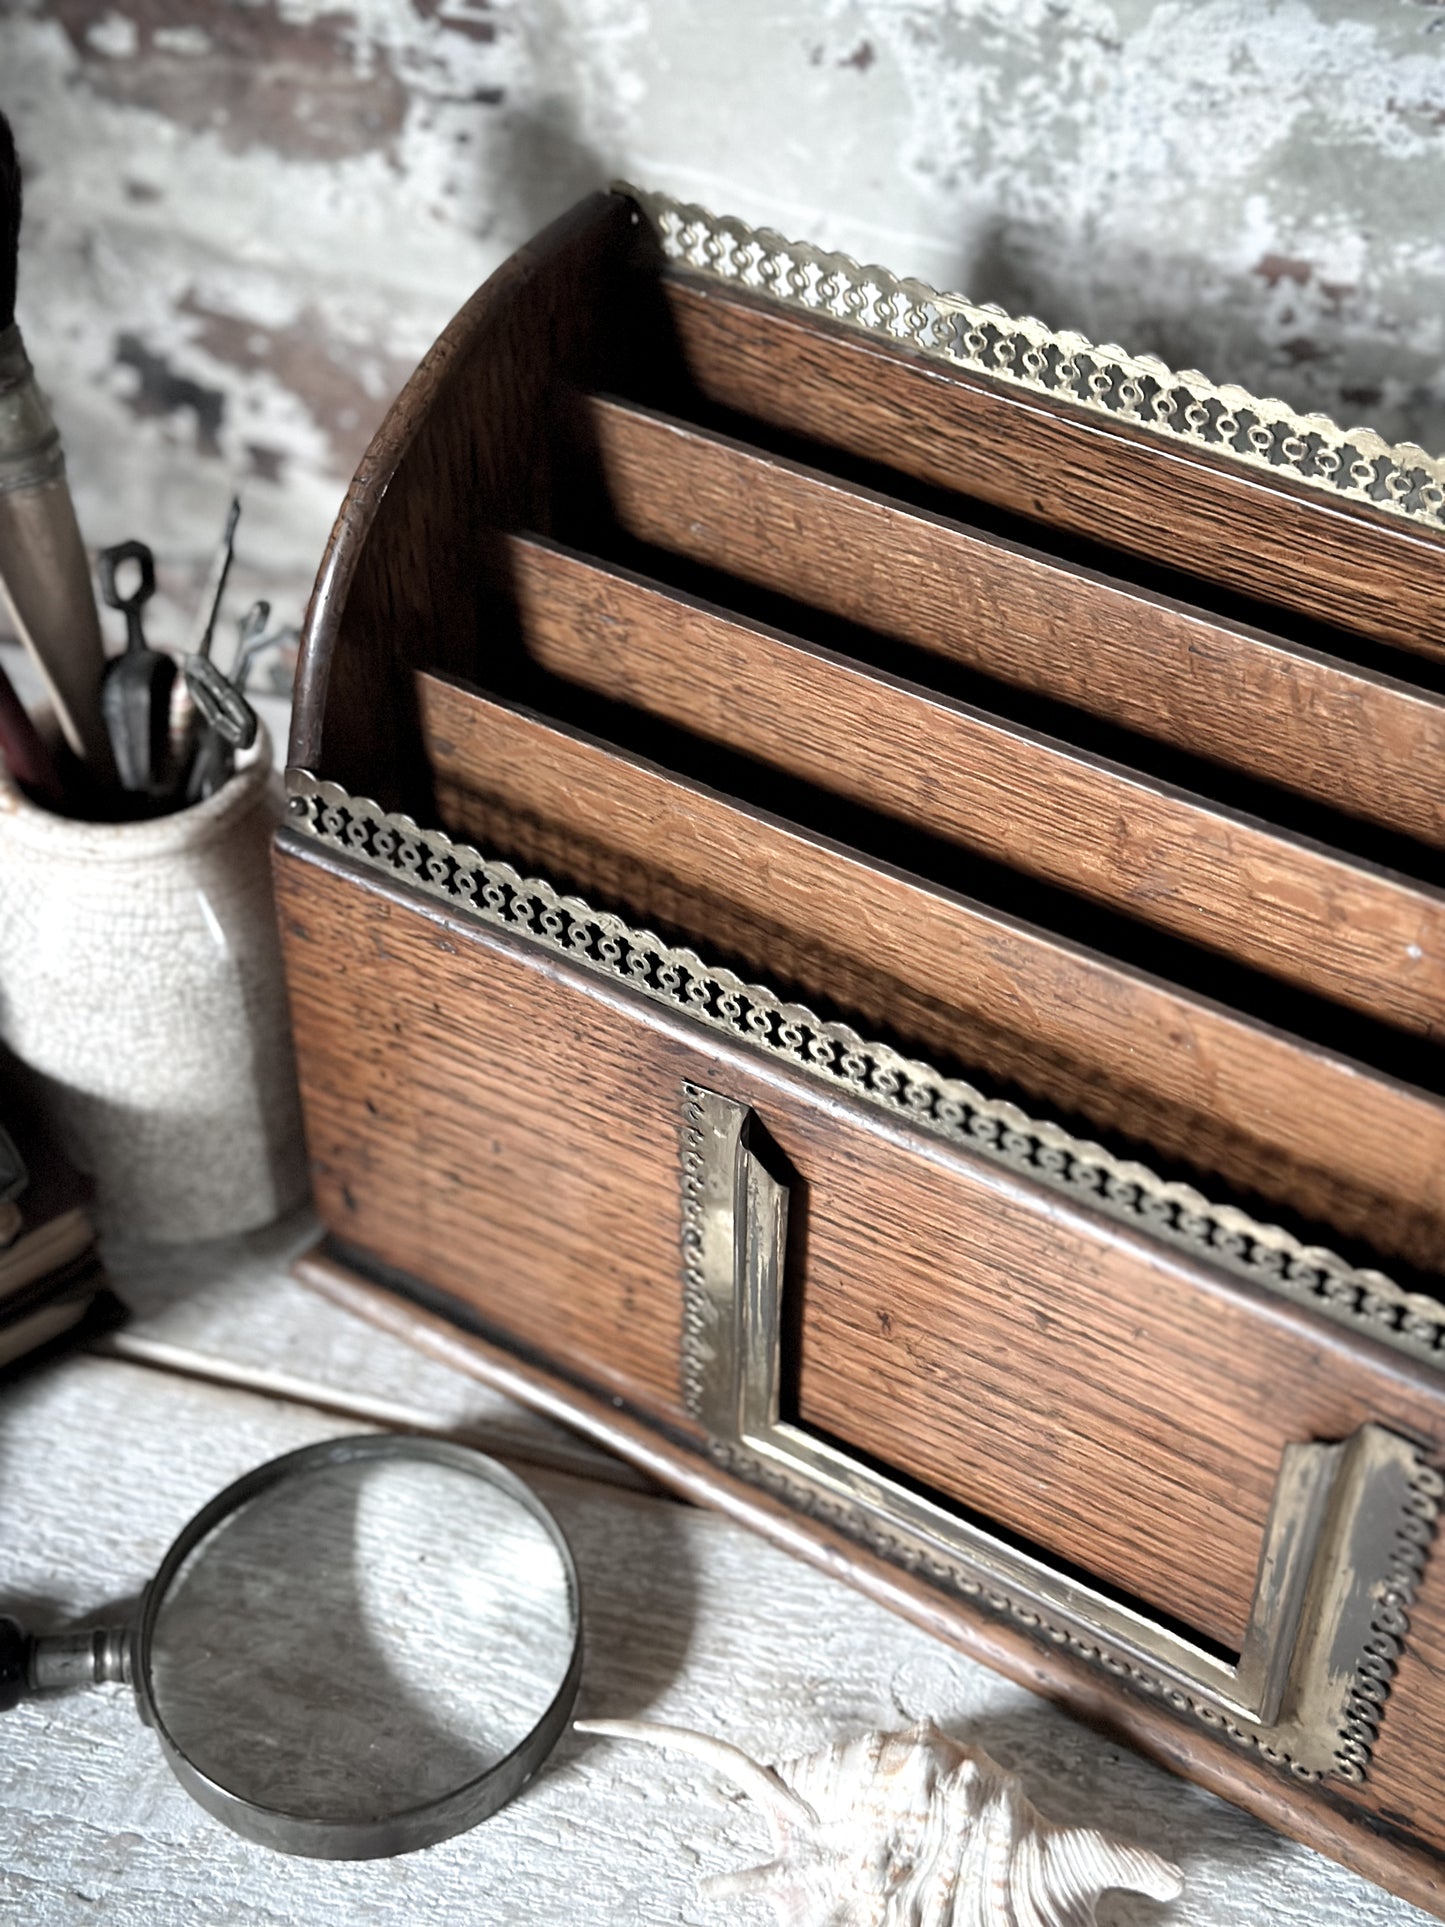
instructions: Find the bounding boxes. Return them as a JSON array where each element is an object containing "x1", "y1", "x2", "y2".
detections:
[{"x1": 0, "y1": 1435, "x2": 583, "y2": 1857}]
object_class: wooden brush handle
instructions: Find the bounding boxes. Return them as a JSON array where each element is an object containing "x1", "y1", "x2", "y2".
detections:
[
  {"x1": 0, "y1": 325, "x2": 112, "y2": 780},
  {"x1": 0, "y1": 651, "x2": 62, "y2": 804}
]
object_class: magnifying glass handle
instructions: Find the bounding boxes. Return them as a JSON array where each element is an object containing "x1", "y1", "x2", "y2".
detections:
[{"x1": 0, "y1": 1615, "x2": 130, "y2": 1709}]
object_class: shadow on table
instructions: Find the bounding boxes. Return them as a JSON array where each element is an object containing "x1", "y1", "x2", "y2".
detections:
[
  {"x1": 552, "y1": 1473, "x2": 700, "y2": 1734},
  {"x1": 940, "y1": 1694, "x2": 1308, "y2": 1923},
  {"x1": 98, "y1": 1200, "x2": 320, "y2": 1321},
  {"x1": 0, "y1": 1589, "x2": 138, "y2": 1639}
]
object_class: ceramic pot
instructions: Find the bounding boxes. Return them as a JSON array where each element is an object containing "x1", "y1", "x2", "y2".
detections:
[{"x1": 0, "y1": 727, "x2": 309, "y2": 1241}]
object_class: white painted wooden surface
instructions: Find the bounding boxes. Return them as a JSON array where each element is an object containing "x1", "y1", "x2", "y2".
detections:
[
  {"x1": 98, "y1": 1206, "x2": 640, "y2": 1484},
  {"x1": 0, "y1": 1238, "x2": 1437, "y2": 1925}
]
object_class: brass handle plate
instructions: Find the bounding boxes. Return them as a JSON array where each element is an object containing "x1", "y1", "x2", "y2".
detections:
[{"x1": 679, "y1": 1084, "x2": 1441, "y2": 1784}]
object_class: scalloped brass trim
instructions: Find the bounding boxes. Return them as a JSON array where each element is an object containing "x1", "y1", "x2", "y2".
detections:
[
  {"x1": 286, "y1": 769, "x2": 1445, "y2": 1369},
  {"x1": 623, "y1": 183, "x2": 1445, "y2": 534}
]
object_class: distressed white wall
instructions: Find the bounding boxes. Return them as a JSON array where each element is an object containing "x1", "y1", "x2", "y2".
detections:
[{"x1": 2, "y1": 0, "x2": 1443, "y2": 659}]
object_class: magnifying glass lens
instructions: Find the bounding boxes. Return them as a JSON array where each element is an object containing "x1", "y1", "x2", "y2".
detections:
[{"x1": 146, "y1": 1450, "x2": 578, "y2": 1829}]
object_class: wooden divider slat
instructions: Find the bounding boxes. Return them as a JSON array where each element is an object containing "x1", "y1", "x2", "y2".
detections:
[
  {"x1": 418, "y1": 671, "x2": 1445, "y2": 1270},
  {"x1": 505, "y1": 532, "x2": 1445, "y2": 1043},
  {"x1": 659, "y1": 275, "x2": 1445, "y2": 665},
  {"x1": 586, "y1": 392, "x2": 1445, "y2": 849}
]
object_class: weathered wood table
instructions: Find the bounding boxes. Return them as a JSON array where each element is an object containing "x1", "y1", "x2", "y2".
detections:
[{"x1": 0, "y1": 1207, "x2": 1434, "y2": 1925}]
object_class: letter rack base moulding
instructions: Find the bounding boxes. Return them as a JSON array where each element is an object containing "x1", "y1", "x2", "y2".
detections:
[{"x1": 679, "y1": 1083, "x2": 1442, "y2": 1787}]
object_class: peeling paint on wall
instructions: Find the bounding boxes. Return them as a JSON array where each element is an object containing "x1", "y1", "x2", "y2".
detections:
[
  {"x1": 1, "y1": 0, "x2": 1443, "y2": 656},
  {"x1": 48, "y1": 0, "x2": 415, "y2": 161},
  {"x1": 841, "y1": 0, "x2": 1445, "y2": 456}
]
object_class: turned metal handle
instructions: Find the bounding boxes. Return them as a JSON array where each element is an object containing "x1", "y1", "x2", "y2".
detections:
[{"x1": 0, "y1": 1616, "x2": 132, "y2": 1710}]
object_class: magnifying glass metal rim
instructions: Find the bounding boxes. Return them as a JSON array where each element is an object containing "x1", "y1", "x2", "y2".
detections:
[{"x1": 133, "y1": 1432, "x2": 585, "y2": 1860}]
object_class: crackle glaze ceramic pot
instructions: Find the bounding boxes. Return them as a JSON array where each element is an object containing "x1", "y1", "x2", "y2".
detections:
[{"x1": 0, "y1": 727, "x2": 308, "y2": 1240}]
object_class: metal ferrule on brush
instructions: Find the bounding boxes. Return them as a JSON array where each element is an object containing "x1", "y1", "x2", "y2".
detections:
[{"x1": 0, "y1": 323, "x2": 65, "y2": 495}]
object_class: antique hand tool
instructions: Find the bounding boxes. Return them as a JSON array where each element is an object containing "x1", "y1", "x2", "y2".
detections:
[
  {"x1": 176, "y1": 497, "x2": 243, "y2": 799},
  {"x1": 182, "y1": 651, "x2": 257, "y2": 803},
  {"x1": 98, "y1": 540, "x2": 174, "y2": 796}
]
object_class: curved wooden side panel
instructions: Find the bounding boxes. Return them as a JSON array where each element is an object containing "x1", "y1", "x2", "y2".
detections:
[{"x1": 290, "y1": 189, "x2": 664, "y2": 809}]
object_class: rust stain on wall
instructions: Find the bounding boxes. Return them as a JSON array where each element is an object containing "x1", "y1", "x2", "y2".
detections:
[
  {"x1": 411, "y1": 0, "x2": 496, "y2": 44},
  {"x1": 1254, "y1": 255, "x2": 1314, "y2": 289},
  {"x1": 178, "y1": 294, "x2": 415, "y2": 475},
  {"x1": 114, "y1": 333, "x2": 226, "y2": 456},
  {"x1": 49, "y1": 0, "x2": 410, "y2": 159}
]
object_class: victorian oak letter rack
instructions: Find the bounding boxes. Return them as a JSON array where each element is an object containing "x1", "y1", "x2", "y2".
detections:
[{"x1": 276, "y1": 187, "x2": 1445, "y2": 1915}]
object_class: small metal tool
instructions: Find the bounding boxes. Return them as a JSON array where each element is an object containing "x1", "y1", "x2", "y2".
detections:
[
  {"x1": 184, "y1": 653, "x2": 257, "y2": 753},
  {"x1": 98, "y1": 541, "x2": 175, "y2": 796},
  {"x1": 181, "y1": 725, "x2": 231, "y2": 805},
  {"x1": 181, "y1": 650, "x2": 258, "y2": 803},
  {"x1": 176, "y1": 498, "x2": 245, "y2": 802},
  {"x1": 182, "y1": 596, "x2": 289, "y2": 803},
  {"x1": 192, "y1": 496, "x2": 240, "y2": 663},
  {"x1": 229, "y1": 598, "x2": 272, "y2": 692}
]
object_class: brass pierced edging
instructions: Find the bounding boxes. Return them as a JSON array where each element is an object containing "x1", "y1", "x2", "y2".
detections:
[
  {"x1": 1334, "y1": 1453, "x2": 1444, "y2": 1783},
  {"x1": 288, "y1": 770, "x2": 1445, "y2": 1368},
  {"x1": 623, "y1": 183, "x2": 1445, "y2": 535},
  {"x1": 704, "y1": 1429, "x2": 1299, "y2": 1771},
  {"x1": 678, "y1": 1087, "x2": 709, "y2": 1420},
  {"x1": 701, "y1": 1430, "x2": 1441, "y2": 1787}
]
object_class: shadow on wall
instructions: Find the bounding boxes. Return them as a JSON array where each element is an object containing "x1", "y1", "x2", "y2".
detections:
[
  {"x1": 963, "y1": 219, "x2": 1445, "y2": 453},
  {"x1": 482, "y1": 98, "x2": 613, "y2": 252}
]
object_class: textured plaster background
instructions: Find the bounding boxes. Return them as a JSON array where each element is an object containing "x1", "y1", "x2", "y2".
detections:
[{"x1": 1, "y1": 0, "x2": 1444, "y2": 654}]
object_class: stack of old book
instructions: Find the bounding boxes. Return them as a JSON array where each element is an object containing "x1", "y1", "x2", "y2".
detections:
[{"x1": 0, "y1": 1092, "x2": 119, "y2": 1374}]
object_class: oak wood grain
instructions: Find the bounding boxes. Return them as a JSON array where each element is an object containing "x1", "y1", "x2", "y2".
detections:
[
  {"x1": 280, "y1": 191, "x2": 1445, "y2": 1909},
  {"x1": 275, "y1": 835, "x2": 1445, "y2": 1659},
  {"x1": 660, "y1": 274, "x2": 1445, "y2": 665},
  {"x1": 419, "y1": 672, "x2": 1445, "y2": 1271},
  {"x1": 784, "y1": 1108, "x2": 1445, "y2": 1659},
  {"x1": 275, "y1": 833, "x2": 1445, "y2": 1882},
  {"x1": 275, "y1": 844, "x2": 696, "y2": 1433},
  {"x1": 586, "y1": 392, "x2": 1445, "y2": 848},
  {"x1": 507, "y1": 533, "x2": 1445, "y2": 1042}
]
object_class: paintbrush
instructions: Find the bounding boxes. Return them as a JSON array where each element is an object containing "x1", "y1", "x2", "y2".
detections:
[
  {"x1": 0, "y1": 111, "x2": 113, "y2": 781},
  {"x1": 0, "y1": 652, "x2": 63, "y2": 806}
]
